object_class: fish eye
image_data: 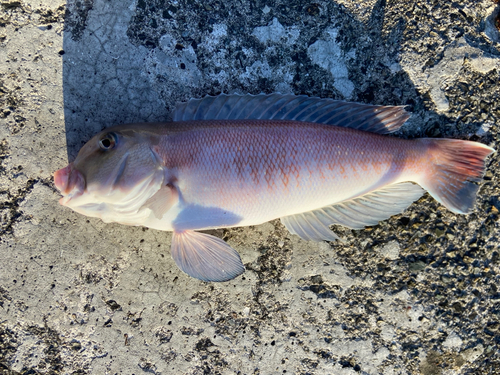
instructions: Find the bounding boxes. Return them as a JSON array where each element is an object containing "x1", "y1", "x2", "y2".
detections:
[{"x1": 98, "y1": 133, "x2": 117, "y2": 150}]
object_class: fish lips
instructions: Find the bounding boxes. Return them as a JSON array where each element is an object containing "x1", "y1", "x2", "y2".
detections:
[{"x1": 54, "y1": 163, "x2": 86, "y2": 205}]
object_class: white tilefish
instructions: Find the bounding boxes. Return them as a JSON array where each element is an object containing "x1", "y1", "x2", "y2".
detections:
[{"x1": 54, "y1": 94, "x2": 495, "y2": 282}]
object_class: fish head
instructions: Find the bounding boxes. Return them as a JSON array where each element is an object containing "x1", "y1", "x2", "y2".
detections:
[{"x1": 54, "y1": 126, "x2": 166, "y2": 223}]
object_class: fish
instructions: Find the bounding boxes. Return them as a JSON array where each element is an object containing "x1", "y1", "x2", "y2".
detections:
[{"x1": 54, "y1": 94, "x2": 495, "y2": 282}]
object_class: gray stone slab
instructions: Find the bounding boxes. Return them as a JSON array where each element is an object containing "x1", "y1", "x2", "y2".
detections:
[{"x1": 1, "y1": 0, "x2": 499, "y2": 374}]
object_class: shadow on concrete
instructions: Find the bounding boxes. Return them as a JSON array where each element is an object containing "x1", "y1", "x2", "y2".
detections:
[{"x1": 62, "y1": 0, "x2": 431, "y2": 161}]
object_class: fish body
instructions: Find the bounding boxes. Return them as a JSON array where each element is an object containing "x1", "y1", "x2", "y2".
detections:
[
  {"x1": 144, "y1": 120, "x2": 422, "y2": 230},
  {"x1": 54, "y1": 94, "x2": 494, "y2": 282}
]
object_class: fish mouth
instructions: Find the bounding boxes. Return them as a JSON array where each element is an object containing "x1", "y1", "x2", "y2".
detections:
[{"x1": 54, "y1": 163, "x2": 85, "y2": 205}]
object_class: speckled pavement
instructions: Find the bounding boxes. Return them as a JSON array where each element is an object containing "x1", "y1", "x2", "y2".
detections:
[{"x1": 1, "y1": 1, "x2": 499, "y2": 374}]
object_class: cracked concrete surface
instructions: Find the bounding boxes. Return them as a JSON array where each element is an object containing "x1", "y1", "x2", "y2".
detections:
[{"x1": 1, "y1": 0, "x2": 500, "y2": 374}]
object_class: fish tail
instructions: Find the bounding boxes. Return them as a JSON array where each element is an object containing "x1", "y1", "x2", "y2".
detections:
[{"x1": 418, "y1": 138, "x2": 495, "y2": 214}]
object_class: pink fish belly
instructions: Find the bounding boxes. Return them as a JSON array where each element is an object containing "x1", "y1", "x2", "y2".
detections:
[{"x1": 158, "y1": 120, "x2": 426, "y2": 229}]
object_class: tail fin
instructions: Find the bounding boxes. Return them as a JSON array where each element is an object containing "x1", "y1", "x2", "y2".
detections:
[{"x1": 419, "y1": 139, "x2": 495, "y2": 214}]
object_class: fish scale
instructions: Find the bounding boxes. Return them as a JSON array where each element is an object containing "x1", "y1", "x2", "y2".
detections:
[{"x1": 160, "y1": 120, "x2": 415, "y2": 226}]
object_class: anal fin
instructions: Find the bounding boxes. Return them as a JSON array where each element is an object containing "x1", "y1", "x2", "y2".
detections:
[
  {"x1": 171, "y1": 231, "x2": 245, "y2": 282},
  {"x1": 281, "y1": 213, "x2": 341, "y2": 242},
  {"x1": 281, "y1": 182, "x2": 424, "y2": 241}
]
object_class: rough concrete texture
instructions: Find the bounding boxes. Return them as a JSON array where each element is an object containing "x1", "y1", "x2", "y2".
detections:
[{"x1": 1, "y1": 0, "x2": 499, "y2": 374}]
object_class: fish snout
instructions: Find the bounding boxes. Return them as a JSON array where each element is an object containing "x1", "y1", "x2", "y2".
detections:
[
  {"x1": 54, "y1": 164, "x2": 72, "y2": 193},
  {"x1": 54, "y1": 164, "x2": 85, "y2": 204}
]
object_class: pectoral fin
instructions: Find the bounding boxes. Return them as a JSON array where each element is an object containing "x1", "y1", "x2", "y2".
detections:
[
  {"x1": 281, "y1": 182, "x2": 425, "y2": 241},
  {"x1": 142, "y1": 183, "x2": 178, "y2": 219},
  {"x1": 171, "y1": 231, "x2": 245, "y2": 282}
]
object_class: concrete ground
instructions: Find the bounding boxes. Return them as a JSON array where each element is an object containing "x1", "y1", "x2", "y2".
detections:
[{"x1": 1, "y1": 0, "x2": 499, "y2": 374}]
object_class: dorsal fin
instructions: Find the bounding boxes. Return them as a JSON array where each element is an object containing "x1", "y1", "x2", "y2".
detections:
[{"x1": 173, "y1": 93, "x2": 410, "y2": 134}]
